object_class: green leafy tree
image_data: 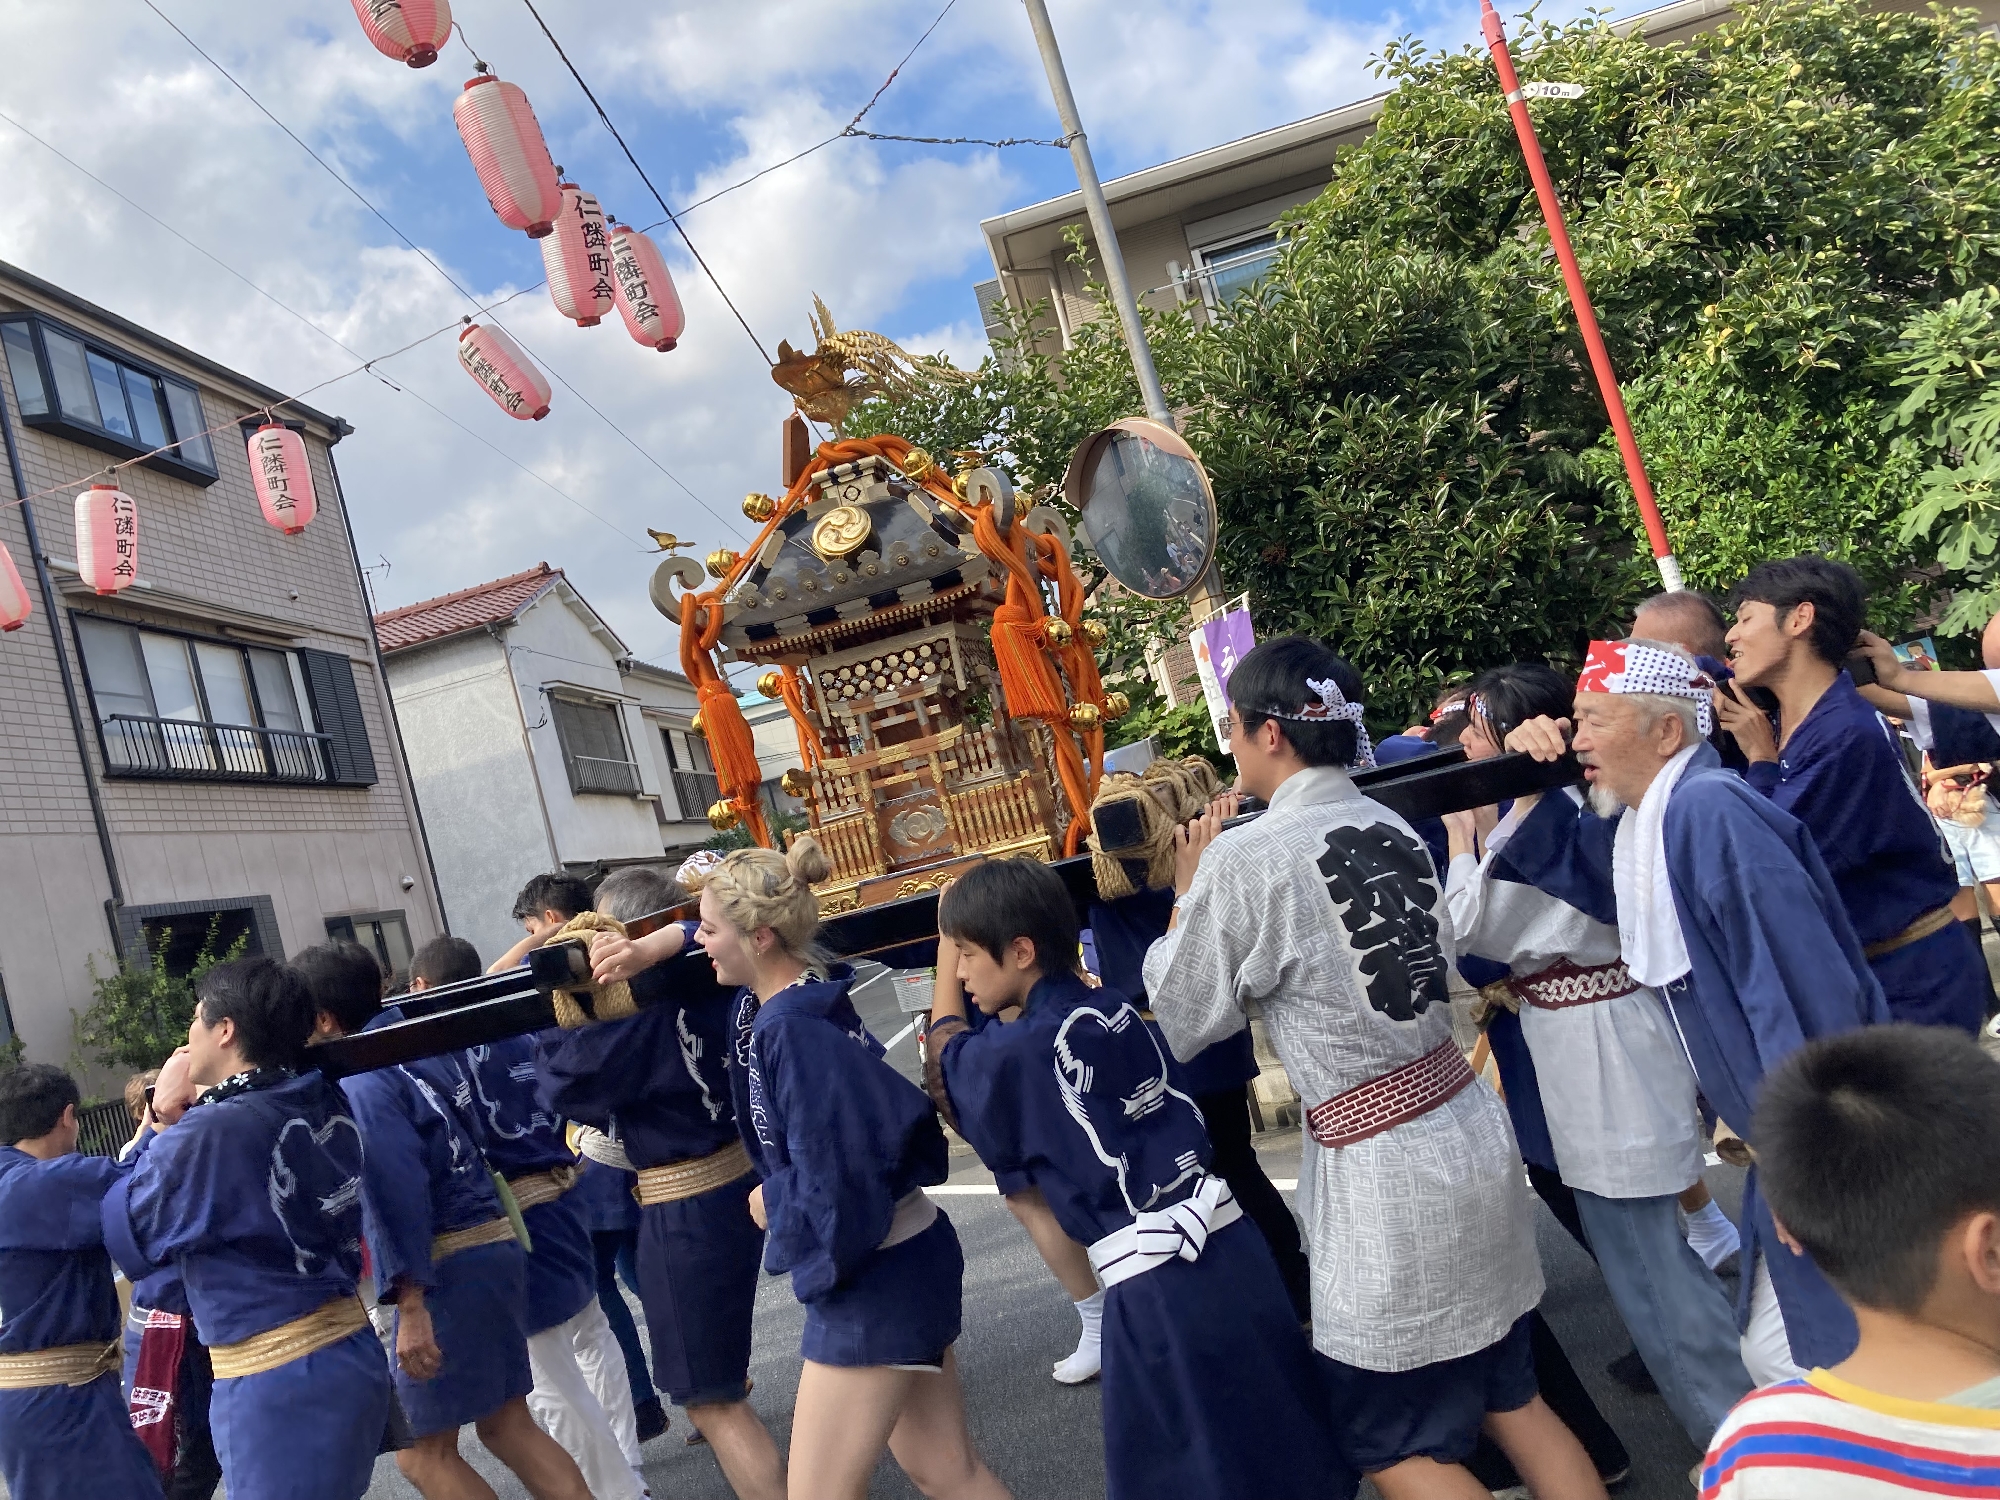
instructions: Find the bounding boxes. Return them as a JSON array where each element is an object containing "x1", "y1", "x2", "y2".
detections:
[
  {"x1": 74, "y1": 917, "x2": 249, "y2": 1075},
  {"x1": 859, "y1": 0, "x2": 2000, "y2": 720},
  {"x1": 1886, "y1": 286, "x2": 2000, "y2": 635}
]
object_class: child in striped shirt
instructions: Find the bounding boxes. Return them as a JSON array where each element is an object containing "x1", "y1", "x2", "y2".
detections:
[{"x1": 1702, "y1": 1024, "x2": 2000, "y2": 1497}]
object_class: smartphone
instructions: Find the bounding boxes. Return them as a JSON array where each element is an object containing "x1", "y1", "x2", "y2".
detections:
[{"x1": 1843, "y1": 650, "x2": 1878, "y2": 688}]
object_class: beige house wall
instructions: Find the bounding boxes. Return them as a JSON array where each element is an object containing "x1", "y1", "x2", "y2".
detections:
[{"x1": 0, "y1": 266, "x2": 441, "y2": 1072}]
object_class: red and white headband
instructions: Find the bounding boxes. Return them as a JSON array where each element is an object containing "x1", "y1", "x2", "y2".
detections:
[
  {"x1": 1576, "y1": 640, "x2": 1715, "y2": 737},
  {"x1": 1251, "y1": 676, "x2": 1376, "y2": 769}
]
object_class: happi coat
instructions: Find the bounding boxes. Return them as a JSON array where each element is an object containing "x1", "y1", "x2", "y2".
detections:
[
  {"x1": 0, "y1": 1147, "x2": 161, "y2": 1500},
  {"x1": 537, "y1": 950, "x2": 764, "y2": 1405},
  {"x1": 1741, "y1": 672, "x2": 1983, "y2": 1031},
  {"x1": 404, "y1": 1037, "x2": 595, "y2": 1336},
  {"x1": 343, "y1": 1010, "x2": 533, "y2": 1436},
  {"x1": 1447, "y1": 788, "x2": 1703, "y2": 1200},
  {"x1": 1144, "y1": 765, "x2": 1542, "y2": 1373},
  {"x1": 103, "y1": 1072, "x2": 390, "y2": 1500},
  {"x1": 933, "y1": 971, "x2": 1350, "y2": 1500},
  {"x1": 731, "y1": 967, "x2": 961, "y2": 1368},
  {"x1": 1496, "y1": 743, "x2": 1889, "y2": 1369}
]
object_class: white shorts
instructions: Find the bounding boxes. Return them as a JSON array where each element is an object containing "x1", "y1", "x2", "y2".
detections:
[{"x1": 1940, "y1": 817, "x2": 2000, "y2": 887}]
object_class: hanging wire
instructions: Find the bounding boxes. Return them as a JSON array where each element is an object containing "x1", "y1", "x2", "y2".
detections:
[
  {"x1": 517, "y1": 0, "x2": 775, "y2": 366},
  {"x1": 138, "y1": 0, "x2": 747, "y2": 543}
]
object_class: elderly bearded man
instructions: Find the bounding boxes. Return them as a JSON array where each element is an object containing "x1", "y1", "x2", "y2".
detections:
[{"x1": 1496, "y1": 639, "x2": 1888, "y2": 1387}]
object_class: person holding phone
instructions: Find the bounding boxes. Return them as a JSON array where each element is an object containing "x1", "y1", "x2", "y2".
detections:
[{"x1": 1711, "y1": 556, "x2": 1986, "y2": 1033}]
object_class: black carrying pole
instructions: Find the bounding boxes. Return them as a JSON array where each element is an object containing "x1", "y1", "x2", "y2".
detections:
[{"x1": 310, "y1": 746, "x2": 1582, "y2": 1080}]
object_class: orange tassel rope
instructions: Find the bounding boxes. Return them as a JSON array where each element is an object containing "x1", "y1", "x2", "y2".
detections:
[
  {"x1": 777, "y1": 666, "x2": 821, "y2": 770},
  {"x1": 678, "y1": 587, "x2": 771, "y2": 848}
]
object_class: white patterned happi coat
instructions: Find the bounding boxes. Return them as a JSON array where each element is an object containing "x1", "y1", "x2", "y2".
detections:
[{"x1": 1145, "y1": 766, "x2": 1542, "y2": 1373}]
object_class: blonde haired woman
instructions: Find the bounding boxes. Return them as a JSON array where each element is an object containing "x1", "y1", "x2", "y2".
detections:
[{"x1": 697, "y1": 837, "x2": 1010, "y2": 1500}]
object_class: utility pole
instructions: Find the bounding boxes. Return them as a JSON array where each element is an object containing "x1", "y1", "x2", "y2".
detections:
[{"x1": 1019, "y1": 0, "x2": 1174, "y2": 426}]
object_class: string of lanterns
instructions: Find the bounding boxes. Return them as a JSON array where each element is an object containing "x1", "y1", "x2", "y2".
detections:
[{"x1": 1, "y1": 0, "x2": 693, "y2": 639}]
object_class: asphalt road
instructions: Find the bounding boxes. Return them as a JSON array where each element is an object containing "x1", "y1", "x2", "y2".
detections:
[{"x1": 351, "y1": 962, "x2": 1733, "y2": 1499}]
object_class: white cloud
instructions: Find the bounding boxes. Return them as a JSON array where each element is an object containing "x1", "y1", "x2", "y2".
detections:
[{"x1": 0, "y1": 0, "x2": 1600, "y2": 657}]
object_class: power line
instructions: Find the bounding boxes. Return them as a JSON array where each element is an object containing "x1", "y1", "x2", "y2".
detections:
[
  {"x1": 138, "y1": 0, "x2": 747, "y2": 544},
  {"x1": 517, "y1": 0, "x2": 775, "y2": 366},
  {"x1": 0, "y1": 106, "x2": 642, "y2": 547}
]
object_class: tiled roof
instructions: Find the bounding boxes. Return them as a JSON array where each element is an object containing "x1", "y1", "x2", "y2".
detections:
[{"x1": 374, "y1": 563, "x2": 560, "y2": 653}]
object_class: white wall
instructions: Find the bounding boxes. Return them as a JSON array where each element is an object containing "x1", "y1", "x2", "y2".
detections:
[
  {"x1": 507, "y1": 592, "x2": 664, "y2": 869},
  {"x1": 383, "y1": 630, "x2": 554, "y2": 970}
]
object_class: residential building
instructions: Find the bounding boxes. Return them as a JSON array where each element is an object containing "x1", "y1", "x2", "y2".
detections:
[
  {"x1": 374, "y1": 564, "x2": 714, "y2": 965},
  {"x1": 974, "y1": 0, "x2": 1994, "y2": 344},
  {"x1": 0, "y1": 260, "x2": 443, "y2": 1066}
]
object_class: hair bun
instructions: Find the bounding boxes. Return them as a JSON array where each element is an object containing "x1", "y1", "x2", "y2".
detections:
[{"x1": 785, "y1": 833, "x2": 832, "y2": 886}]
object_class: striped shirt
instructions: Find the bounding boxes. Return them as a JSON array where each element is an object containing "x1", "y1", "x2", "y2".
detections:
[{"x1": 1703, "y1": 1372, "x2": 2000, "y2": 1497}]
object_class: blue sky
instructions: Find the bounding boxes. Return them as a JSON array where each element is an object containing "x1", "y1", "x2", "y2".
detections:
[{"x1": 0, "y1": 0, "x2": 1613, "y2": 663}]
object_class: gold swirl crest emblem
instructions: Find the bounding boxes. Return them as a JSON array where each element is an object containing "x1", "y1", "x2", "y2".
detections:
[{"x1": 810, "y1": 504, "x2": 871, "y2": 561}]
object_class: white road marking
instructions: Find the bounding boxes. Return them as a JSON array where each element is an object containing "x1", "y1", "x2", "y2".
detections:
[{"x1": 882, "y1": 1018, "x2": 918, "y2": 1053}]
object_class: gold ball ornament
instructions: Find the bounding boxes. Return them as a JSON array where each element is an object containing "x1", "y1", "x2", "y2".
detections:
[
  {"x1": 899, "y1": 447, "x2": 936, "y2": 482},
  {"x1": 1069, "y1": 702, "x2": 1101, "y2": 733},
  {"x1": 690, "y1": 712, "x2": 704, "y2": 735},
  {"x1": 742, "y1": 492, "x2": 777, "y2": 523},
  {"x1": 951, "y1": 470, "x2": 971, "y2": 500},
  {"x1": 1044, "y1": 618, "x2": 1074, "y2": 650},
  {"x1": 780, "y1": 767, "x2": 813, "y2": 798},
  {"x1": 1103, "y1": 690, "x2": 1131, "y2": 721},
  {"x1": 1081, "y1": 619, "x2": 1109, "y2": 647},
  {"x1": 756, "y1": 670, "x2": 784, "y2": 698},
  {"x1": 707, "y1": 800, "x2": 741, "y2": 832},
  {"x1": 705, "y1": 548, "x2": 741, "y2": 580}
]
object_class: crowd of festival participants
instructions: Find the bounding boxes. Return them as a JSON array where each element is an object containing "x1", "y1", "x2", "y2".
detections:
[{"x1": 10, "y1": 551, "x2": 2000, "y2": 1499}]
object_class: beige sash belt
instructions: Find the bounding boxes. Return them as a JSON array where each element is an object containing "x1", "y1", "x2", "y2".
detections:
[
  {"x1": 208, "y1": 1296, "x2": 368, "y2": 1380},
  {"x1": 1863, "y1": 904, "x2": 1957, "y2": 961},
  {"x1": 431, "y1": 1215, "x2": 520, "y2": 1262},
  {"x1": 0, "y1": 1339, "x2": 121, "y2": 1390},
  {"x1": 507, "y1": 1164, "x2": 580, "y2": 1212},
  {"x1": 633, "y1": 1141, "x2": 754, "y2": 1206}
]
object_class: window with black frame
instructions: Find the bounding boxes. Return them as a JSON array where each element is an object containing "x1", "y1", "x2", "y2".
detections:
[
  {"x1": 72, "y1": 615, "x2": 331, "y2": 781},
  {"x1": 0, "y1": 316, "x2": 218, "y2": 483},
  {"x1": 662, "y1": 724, "x2": 719, "y2": 818},
  {"x1": 325, "y1": 911, "x2": 413, "y2": 982},
  {"x1": 550, "y1": 695, "x2": 641, "y2": 795}
]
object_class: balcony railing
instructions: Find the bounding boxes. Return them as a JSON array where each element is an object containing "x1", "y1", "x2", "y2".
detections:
[
  {"x1": 103, "y1": 713, "x2": 332, "y2": 783},
  {"x1": 672, "y1": 767, "x2": 721, "y2": 819},
  {"x1": 568, "y1": 753, "x2": 643, "y2": 796}
]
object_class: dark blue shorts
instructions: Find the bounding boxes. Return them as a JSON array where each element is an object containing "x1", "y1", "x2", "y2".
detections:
[
  {"x1": 393, "y1": 1241, "x2": 532, "y2": 1437},
  {"x1": 801, "y1": 1213, "x2": 963, "y2": 1369},
  {"x1": 636, "y1": 1172, "x2": 764, "y2": 1408},
  {"x1": 1316, "y1": 1313, "x2": 1537, "y2": 1473}
]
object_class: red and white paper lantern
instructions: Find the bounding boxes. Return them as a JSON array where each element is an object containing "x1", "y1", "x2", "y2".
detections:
[
  {"x1": 351, "y1": 0, "x2": 452, "y2": 68},
  {"x1": 458, "y1": 323, "x2": 551, "y2": 420},
  {"x1": 0, "y1": 542, "x2": 30, "y2": 632},
  {"x1": 75, "y1": 483, "x2": 138, "y2": 596},
  {"x1": 543, "y1": 184, "x2": 615, "y2": 327},
  {"x1": 608, "y1": 224, "x2": 685, "y2": 352},
  {"x1": 247, "y1": 425, "x2": 319, "y2": 536},
  {"x1": 453, "y1": 73, "x2": 561, "y2": 238}
]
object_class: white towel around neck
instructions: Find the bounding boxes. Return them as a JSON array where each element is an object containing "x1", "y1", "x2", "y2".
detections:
[{"x1": 1611, "y1": 744, "x2": 1701, "y2": 988}]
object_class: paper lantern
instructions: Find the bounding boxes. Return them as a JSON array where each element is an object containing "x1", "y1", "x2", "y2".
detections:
[
  {"x1": 0, "y1": 542, "x2": 30, "y2": 632},
  {"x1": 542, "y1": 184, "x2": 615, "y2": 327},
  {"x1": 453, "y1": 73, "x2": 561, "y2": 238},
  {"x1": 75, "y1": 484, "x2": 138, "y2": 596},
  {"x1": 247, "y1": 425, "x2": 319, "y2": 536},
  {"x1": 458, "y1": 323, "x2": 551, "y2": 420},
  {"x1": 351, "y1": 0, "x2": 452, "y2": 68},
  {"x1": 608, "y1": 224, "x2": 685, "y2": 351}
]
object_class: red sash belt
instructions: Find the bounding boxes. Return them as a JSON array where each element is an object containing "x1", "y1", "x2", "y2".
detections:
[
  {"x1": 1307, "y1": 1038, "x2": 1475, "y2": 1148},
  {"x1": 1507, "y1": 958, "x2": 1641, "y2": 1012}
]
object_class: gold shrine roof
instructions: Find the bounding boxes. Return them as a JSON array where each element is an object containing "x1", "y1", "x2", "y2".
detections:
[{"x1": 718, "y1": 453, "x2": 993, "y2": 653}]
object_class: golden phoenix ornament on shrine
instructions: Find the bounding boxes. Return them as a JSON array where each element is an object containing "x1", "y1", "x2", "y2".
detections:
[{"x1": 770, "y1": 295, "x2": 971, "y2": 436}]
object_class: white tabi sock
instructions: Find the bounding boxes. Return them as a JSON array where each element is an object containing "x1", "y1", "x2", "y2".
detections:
[
  {"x1": 1684, "y1": 1198, "x2": 1741, "y2": 1269},
  {"x1": 1053, "y1": 1290, "x2": 1104, "y2": 1384}
]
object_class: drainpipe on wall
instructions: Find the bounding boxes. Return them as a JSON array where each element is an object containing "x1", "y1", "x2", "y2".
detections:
[
  {"x1": 323, "y1": 444, "x2": 450, "y2": 936},
  {"x1": 0, "y1": 378, "x2": 126, "y2": 958},
  {"x1": 493, "y1": 622, "x2": 562, "y2": 870}
]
